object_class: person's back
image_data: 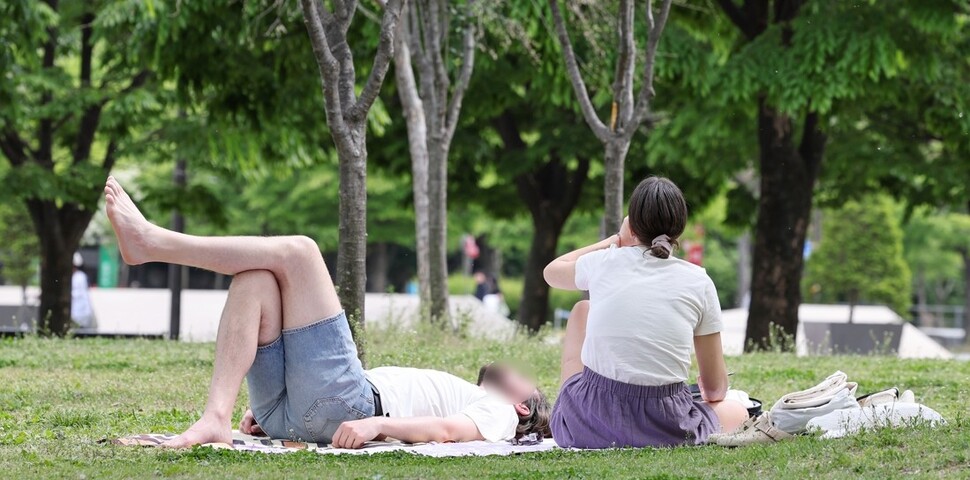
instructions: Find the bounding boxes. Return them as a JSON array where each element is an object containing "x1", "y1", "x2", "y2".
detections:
[
  {"x1": 365, "y1": 366, "x2": 518, "y2": 442},
  {"x1": 578, "y1": 246, "x2": 721, "y2": 386},
  {"x1": 543, "y1": 176, "x2": 748, "y2": 449}
]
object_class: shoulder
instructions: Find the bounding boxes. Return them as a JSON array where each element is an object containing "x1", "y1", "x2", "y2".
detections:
[{"x1": 665, "y1": 256, "x2": 712, "y2": 279}]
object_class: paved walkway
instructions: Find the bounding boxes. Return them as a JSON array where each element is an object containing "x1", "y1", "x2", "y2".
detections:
[{"x1": 0, "y1": 286, "x2": 516, "y2": 341}]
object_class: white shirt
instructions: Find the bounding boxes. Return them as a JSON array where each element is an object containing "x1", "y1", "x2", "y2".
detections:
[
  {"x1": 576, "y1": 245, "x2": 722, "y2": 386},
  {"x1": 71, "y1": 270, "x2": 93, "y2": 323},
  {"x1": 364, "y1": 366, "x2": 518, "y2": 442}
]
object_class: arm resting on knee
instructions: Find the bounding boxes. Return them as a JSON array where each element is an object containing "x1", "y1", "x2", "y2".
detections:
[{"x1": 694, "y1": 333, "x2": 729, "y2": 402}]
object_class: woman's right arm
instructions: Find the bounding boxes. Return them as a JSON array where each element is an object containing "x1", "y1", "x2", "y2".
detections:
[
  {"x1": 694, "y1": 333, "x2": 729, "y2": 402},
  {"x1": 543, "y1": 235, "x2": 619, "y2": 290}
]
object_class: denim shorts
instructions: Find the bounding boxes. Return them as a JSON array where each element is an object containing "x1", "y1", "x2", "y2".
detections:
[{"x1": 246, "y1": 311, "x2": 375, "y2": 443}]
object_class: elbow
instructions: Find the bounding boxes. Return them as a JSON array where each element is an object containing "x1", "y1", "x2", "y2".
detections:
[
  {"x1": 436, "y1": 424, "x2": 458, "y2": 443},
  {"x1": 702, "y1": 381, "x2": 729, "y2": 403}
]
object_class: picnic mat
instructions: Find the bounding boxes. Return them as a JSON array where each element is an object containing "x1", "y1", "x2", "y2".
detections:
[{"x1": 110, "y1": 431, "x2": 560, "y2": 457}]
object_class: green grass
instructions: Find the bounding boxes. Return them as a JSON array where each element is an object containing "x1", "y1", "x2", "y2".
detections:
[{"x1": 1, "y1": 325, "x2": 970, "y2": 479}]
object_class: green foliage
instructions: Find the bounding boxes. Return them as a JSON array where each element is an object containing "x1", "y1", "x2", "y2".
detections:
[
  {"x1": 650, "y1": 0, "x2": 970, "y2": 225},
  {"x1": 681, "y1": 193, "x2": 745, "y2": 309},
  {"x1": 0, "y1": 201, "x2": 38, "y2": 290},
  {"x1": 804, "y1": 195, "x2": 912, "y2": 315},
  {"x1": 904, "y1": 209, "x2": 968, "y2": 305}
]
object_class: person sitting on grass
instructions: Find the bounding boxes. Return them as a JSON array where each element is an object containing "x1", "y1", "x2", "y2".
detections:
[
  {"x1": 543, "y1": 176, "x2": 748, "y2": 449},
  {"x1": 102, "y1": 177, "x2": 551, "y2": 449}
]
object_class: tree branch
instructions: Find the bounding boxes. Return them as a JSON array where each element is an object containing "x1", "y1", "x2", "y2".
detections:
[
  {"x1": 443, "y1": 0, "x2": 477, "y2": 144},
  {"x1": 422, "y1": 0, "x2": 449, "y2": 115},
  {"x1": 102, "y1": 138, "x2": 119, "y2": 172},
  {"x1": 37, "y1": 6, "x2": 58, "y2": 168},
  {"x1": 347, "y1": 0, "x2": 405, "y2": 121},
  {"x1": 0, "y1": 129, "x2": 30, "y2": 167},
  {"x1": 630, "y1": 0, "x2": 673, "y2": 135},
  {"x1": 611, "y1": 0, "x2": 636, "y2": 132},
  {"x1": 300, "y1": 0, "x2": 350, "y2": 144},
  {"x1": 73, "y1": 10, "x2": 100, "y2": 166},
  {"x1": 548, "y1": 0, "x2": 610, "y2": 142},
  {"x1": 715, "y1": 0, "x2": 760, "y2": 39}
]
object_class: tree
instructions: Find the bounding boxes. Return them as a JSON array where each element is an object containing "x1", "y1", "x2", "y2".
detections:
[
  {"x1": 392, "y1": 0, "x2": 478, "y2": 322},
  {"x1": 297, "y1": 0, "x2": 405, "y2": 349},
  {"x1": 803, "y1": 195, "x2": 911, "y2": 321},
  {"x1": 0, "y1": 1, "x2": 160, "y2": 335},
  {"x1": 903, "y1": 210, "x2": 964, "y2": 326},
  {"x1": 549, "y1": 0, "x2": 673, "y2": 236},
  {"x1": 644, "y1": 0, "x2": 969, "y2": 349},
  {"x1": 0, "y1": 201, "x2": 39, "y2": 307}
]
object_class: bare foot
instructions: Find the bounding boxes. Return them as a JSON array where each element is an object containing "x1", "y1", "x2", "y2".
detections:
[
  {"x1": 104, "y1": 176, "x2": 157, "y2": 265},
  {"x1": 161, "y1": 416, "x2": 233, "y2": 449}
]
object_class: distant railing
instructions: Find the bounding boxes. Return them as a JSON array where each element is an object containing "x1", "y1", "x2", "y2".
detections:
[
  {"x1": 910, "y1": 304, "x2": 966, "y2": 329},
  {"x1": 911, "y1": 304, "x2": 967, "y2": 346}
]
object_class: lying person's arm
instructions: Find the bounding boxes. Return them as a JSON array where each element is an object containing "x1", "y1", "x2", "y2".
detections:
[
  {"x1": 543, "y1": 234, "x2": 619, "y2": 290},
  {"x1": 331, "y1": 415, "x2": 484, "y2": 449}
]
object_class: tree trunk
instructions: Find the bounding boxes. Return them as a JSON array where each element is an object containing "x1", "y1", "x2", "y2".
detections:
[
  {"x1": 427, "y1": 141, "x2": 450, "y2": 323},
  {"x1": 367, "y1": 242, "x2": 390, "y2": 293},
  {"x1": 848, "y1": 290, "x2": 857, "y2": 324},
  {"x1": 519, "y1": 217, "x2": 567, "y2": 332},
  {"x1": 962, "y1": 249, "x2": 970, "y2": 344},
  {"x1": 28, "y1": 198, "x2": 92, "y2": 336},
  {"x1": 168, "y1": 158, "x2": 186, "y2": 340},
  {"x1": 744, "y1": 102, "x2": 825, "y2": 351},
  {"x1": 602, "y1": 140, "x2": 631, "y2": 237},
  {"x1": 336, "y1": 132, "x2": 368, "y2": 359},
  {"x1": 737, "y1": 232, "x2": 752, "y2": 308},
  {"x1": 915, "y1": 269, "x2": 929, "y2": 326},
  {"x1": 38, "y1": 248, "x2": 72, "y2": 336},
  {"x1": 394, "y1": 35, "x2": 433, "y2": 314},
  {"x1": 498, "y1": 108, "x2": 591, "y2": 331}
]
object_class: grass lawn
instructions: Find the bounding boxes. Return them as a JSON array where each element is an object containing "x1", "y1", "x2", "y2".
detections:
[{"x1": 1, "y1": 324, "x2": 969, "y2": 479}]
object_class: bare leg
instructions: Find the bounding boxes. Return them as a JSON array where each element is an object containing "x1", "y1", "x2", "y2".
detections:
[
  {"x1": 559, "y1": 301, "x2": 589, "y2": 386},
  {"x1": 163, "y1": 270, "x2": 283, "y2": 448},
  {"x1": 104, "y1": 176, "x2": 341, "y2": 327},
  {"x1": 705, "y1": 400, "x2": 748, "y2": 433}
]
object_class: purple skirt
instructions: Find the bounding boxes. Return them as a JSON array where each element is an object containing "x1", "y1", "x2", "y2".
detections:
[{"x1": 551, "y1": 367, "x2": 719, "y2": 449}]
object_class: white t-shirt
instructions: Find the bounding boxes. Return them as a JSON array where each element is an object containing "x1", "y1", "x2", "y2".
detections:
[
  {"x1": 576, "y1": 245, "x2": 723, "y2": 386},
  {"x1": 364, "y1": 366, "x2": 518, "y2": 442}
]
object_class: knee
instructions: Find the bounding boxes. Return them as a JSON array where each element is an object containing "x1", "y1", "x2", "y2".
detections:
[
  {"x1": 233, "y1": 269, "x2": 278, "y2": 293},
  {"x1": 281, "y1": 235, "x2": 321, "y2": 264}
]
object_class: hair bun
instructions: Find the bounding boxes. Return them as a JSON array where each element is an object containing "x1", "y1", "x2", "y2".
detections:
[{"x1": 650, "y1": 234, "x2": 673, "y2": 259}]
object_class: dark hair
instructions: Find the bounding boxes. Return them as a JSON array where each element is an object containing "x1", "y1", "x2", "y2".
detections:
[
  {"x1": 628, "y1": 176, "x2": 687, "y2": 259},
  {"x1": 516, "y1": 388, "x2": 552, "y2": 440}
]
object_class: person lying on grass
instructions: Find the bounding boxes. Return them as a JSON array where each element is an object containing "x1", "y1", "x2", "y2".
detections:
[
  {"x1": 103, "y1": 177, "x2": 551, "y2": 449},
  {"x1": 544, "y1": 176, "x2": 748, "y2": 449}
]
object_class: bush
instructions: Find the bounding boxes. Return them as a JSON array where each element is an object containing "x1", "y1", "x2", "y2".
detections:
[{"x1": 803, "y1": 195, "x2": 912, "y2": 316}]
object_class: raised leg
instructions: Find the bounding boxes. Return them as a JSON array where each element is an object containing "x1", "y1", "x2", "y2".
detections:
[
  {"x1": 104, "y1": 176, "x2": 341, "y2": 328},
  {"x1": 163, "y1": 270, "x2": 282, "y2": 448},
  {"x1": 559, "y1": 300, "x2": 589, "y2": 386}
]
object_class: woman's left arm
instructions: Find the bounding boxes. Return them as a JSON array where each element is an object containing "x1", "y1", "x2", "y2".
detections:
[
  {"x1": 543, "y1": 235, "x2": 619, "y2": 290},
  {"x1": 694, "y1": 333, "x2": 729, "y2": 402}
]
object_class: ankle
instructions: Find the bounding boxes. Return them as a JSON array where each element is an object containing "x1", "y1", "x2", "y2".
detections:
[{"x1": 199, "y1": 409, "x2": 232, "y2": 426}]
